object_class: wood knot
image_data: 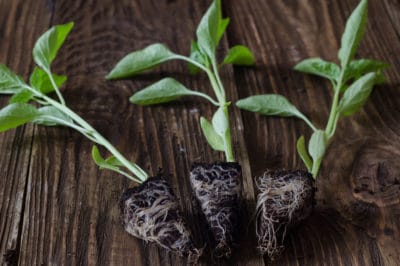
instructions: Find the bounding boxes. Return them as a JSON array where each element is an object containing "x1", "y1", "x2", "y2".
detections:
[{"x1": 350, "y1": 142, "x2": 400, "y2": 207}]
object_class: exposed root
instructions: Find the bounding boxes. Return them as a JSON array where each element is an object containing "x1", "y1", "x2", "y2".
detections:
[
  {"x1": 190, "y1": 162, "x2": 242, "y2": 258},
  {"x1": 256, "y1": 169, "x2": 315, "y2": 259},
  {"x1": 120, "y1": 176, "x2": 201, "y2": 264}
]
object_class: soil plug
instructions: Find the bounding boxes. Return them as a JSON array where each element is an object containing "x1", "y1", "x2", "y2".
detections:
[
  {"x1": 107, "y1": 0, "x2": 255, "y2": 258},
  {"x1": 236, "y1": 0, "x2": 389, "y2": 258},
  {"x1": 0, "y1": 23, "x2": 200, "y2": 262}
]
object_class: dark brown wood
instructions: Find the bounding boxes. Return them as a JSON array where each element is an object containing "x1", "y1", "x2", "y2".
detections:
[{"x1": 0, "y1": 0, "x2": 399, "y2": 265}]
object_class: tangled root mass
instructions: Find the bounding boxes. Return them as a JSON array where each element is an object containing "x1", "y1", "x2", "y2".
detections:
[
  {"x1": 120, "y1": 176, "x2": 201, "y2": 263},
  {"x1": 190, "y1": 162, "x2": 242, "y2": 258},
  {"x1": 256, "y1": 169, "x2": 315, "y2": 259}
]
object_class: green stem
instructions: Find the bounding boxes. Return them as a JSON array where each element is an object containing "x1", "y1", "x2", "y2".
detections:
[
  {"x1": 190, "y1": 91, "x2": 219, "y2": 106},
  {"x1": 209, "y1": 58, "x2": 235, "y2": 162},
  {"x1": 26, "y1": 85, "x2": 148, "y2": 183},
  {"x1": 312, "y1": 68, "x2": 347, "y2": 177},
  {"x1": 298, "y1": 114, "x2": 318, "y2": 132},
  {"x1": 46, "y1": 68, "x2": 66, "y2": 106},
  {"x1": 311, "y1": 158, "x2": 322, "y2": 178},
  {"x1": 174, "y1": 54, "x2": 235, "y2": 162},
  {"x1": 222, "y1": 105, "x2": 235, "y2": 162}
]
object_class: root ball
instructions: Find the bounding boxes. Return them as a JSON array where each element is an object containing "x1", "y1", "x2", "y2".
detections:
[
  {"x1": 120, "y1": 176, "x2": 201, "y2": 263},
  {"x1": 190, "y1": 162, "x2": 242, "y2": 258},
  {"x1": 256, "y1": 169, "x2": 315, "y2": 259}
]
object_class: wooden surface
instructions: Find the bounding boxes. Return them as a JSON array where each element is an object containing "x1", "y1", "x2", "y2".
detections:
[{"x1": 0, "y1": 0, "x2": 399, "y2": 265}]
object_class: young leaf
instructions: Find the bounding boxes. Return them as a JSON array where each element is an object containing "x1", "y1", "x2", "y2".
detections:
[
  {"x1": 338, "y1": 0, "x2": 368, "y2": 67},
  {"x1": 236, "y1": 94, "x2": 304, "y2": 117},
  {"x1": 294, "y1": 58, "x2": 340, "y2": 82},
  {"x1": 338, "y1": 72, "x2": 376, "y2": 116},
  {"x1": 0, "y1": 64, "x2": 28, "y2": 94},
  {"x1": 0, "y1": 103, "x2": 39, "y2": 132},
  {"x1": 130, "y1": 78, "x2": 196, "y2": 105},
  {"x1": 34, "y1": 106, "x2": 73, "y2": 126},
  {"x1": 296, "y1": 136, "x2": 312, "y2": 172},
  {"x1": 29, "y1": 67, "x2": 67, "y2": 94},
  {"x1": 308, "y1": 130, "x2": 326, "y2": 165},
  {"x1": 343, "y1": 59, "x2": 389, "y2": 82},
  {"x1": 104, "y1": 156, "x2": 124, "y2": 167},
  {"x1": 188, "y1": 41, "x2": 206, "y2": 74},
  {"x1": 33, "y1": 22, "x2": 74, "y2": 70},
  {"x1": 92, "y1": 145, "x2": 121, "y2": 172},
  {"x1": 106, "y1": 43, "x2": 177, "y2": 79},
  {"x1": 200, "y1": 117, "x2": 224, "y2": 151},
  {"x1": 212, "y1": 106, "x2": 229, "y2": 138},
  {"x1": 222, "y1": 45, "x2": 255, "y2": 66},
  {"x1": 196, "y1": 0, "x2": 222, "y2": 58},
  {"x1": 217, "y1": 17, "x2": 230, "y2": 44},
  {"x1": 9, "y1": 90, "x2": 34, "y2": 104}
]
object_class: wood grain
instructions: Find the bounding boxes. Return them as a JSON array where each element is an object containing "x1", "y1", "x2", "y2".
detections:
[{"x1": 0, "y1": 0, "x2": 399, "y2": 265}]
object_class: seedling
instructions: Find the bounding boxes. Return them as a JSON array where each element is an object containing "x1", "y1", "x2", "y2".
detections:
[
  {"x1": 107, "y1": 0, "x2": 254, "y2": 257},
  {"x1": 0, "y1": 23, "x2": 200, "y2": 262},
  {"x1": 237, "y1": 0, "x2": 388, "y2": 258}
]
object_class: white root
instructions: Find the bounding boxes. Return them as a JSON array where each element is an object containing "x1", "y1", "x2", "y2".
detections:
[
  {"x1": 255, "y1": 170, "x2": 314, "y2": 259},
  {"x1": 120, "y1": 177, "x2": 201, "y2": 263}
]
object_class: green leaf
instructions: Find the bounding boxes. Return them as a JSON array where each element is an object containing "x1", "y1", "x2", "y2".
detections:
[
  {"x1": 200, "y1": 117, "x2": 224, "y2": 151},
  {"x1": 130, "y1": 78, "x2": 196, "y2": 105},
  {"x1": 29, "y1": 67, "x2": 67, "y2": 94},
  {"x1": 308, "y1": 130, "x2": 326, "y2": 165},
  {"x1": 0, "y1": 103, "x2": 39, "y2": 132},
  {"x1": 296, "y1": 136, "x2": 312, "y2": 172},
  {"x1": 222, "y1": 45, "x2": 255, "y2": 66},
  {"x1": 217, "y1": 17, "x2": 230, "y2": 44},
  {"x1": 106, "y1": 43, "x2": 177, "y2": 79},
  {"x1": 34, "y1": 106, "x2": 73, "y2": 126},
  {"x1": 236, "y1": 94, "x2": 304, "y2": 118},
  {"x1": 33, "y1": 22, "x2": 74, "y2": 70},
  {"x1": 9, "y1": 90, "x2": 34, "y2": 103},
  {"x1": 338, "y1": 72, "x2": 376, "y2": 116},
  {"x1": 91, "y1": 145, "x2": 121, "y2": 172},
  {"x1": 343, "y1": 59, "x2": 389, "y2": 82},
  {"x1": 294, "y1": 58, "x2": 340, "y2": 81},
  {"x1": 212, "y1": 106, "x2": 229, "y2": 138},
  {"x1": 0, "y1": 64, "x2": 28, "y2": 94},
  {"x1": 188, "y1": 41, "x2": 206, "y2": 74},
  {"x1": 196, "y1": 0, "x2": 224, "y2": 58},
  {"x1": 338, "y1": 0, "x2": 368, "y2": 67},
  {"x1": 104, "y1": 156, "x2": 124, "y2": 167}
]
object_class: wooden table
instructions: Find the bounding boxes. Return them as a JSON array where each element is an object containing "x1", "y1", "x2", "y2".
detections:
[{"x1": 1, "y1": 0, "x2": 399, "y2": 265}]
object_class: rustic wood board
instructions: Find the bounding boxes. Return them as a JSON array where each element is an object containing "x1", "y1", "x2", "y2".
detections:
[{"x1": 0, "y1": 0, "x2": 399, "y2": 265}]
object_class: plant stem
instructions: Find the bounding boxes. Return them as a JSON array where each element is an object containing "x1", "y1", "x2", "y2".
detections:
[
  {"x1": 173, "y1": 54, "x2": 235, "y2": 162},
  {"x1": 209, "y1": 58, "x2": 235, "y2": 162},
  {"x1": 311, "y1": 69, "x2": 347, "y2": 177},
  {"x1": 25, "y1": 85, "x2": 148, "y2": 183},
  {"x1": 46, "y1": 68, "x2": 66, "y2": 106}
]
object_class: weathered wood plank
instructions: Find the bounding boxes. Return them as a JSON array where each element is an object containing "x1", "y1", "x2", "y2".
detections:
[
  {"x1": 224, "y1": 0, "x2": 400, "y2": 265},
  {"x1": 0, "y1": 0, "x2": 399, "y2": 265},
  {"x1": 0, "y1": 1, "x2": 52, "y2": 265}
]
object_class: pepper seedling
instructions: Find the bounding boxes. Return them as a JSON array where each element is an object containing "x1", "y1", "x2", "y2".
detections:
[
  {"x1": 237, "y1": 0, "x2": 389, "y2": 258},
  {"x1": 107, "y1": 0, "x2": 254, "y2": 257},
  {"x1": 0, "y1": 23, "x2": 201, "y2": 263}
]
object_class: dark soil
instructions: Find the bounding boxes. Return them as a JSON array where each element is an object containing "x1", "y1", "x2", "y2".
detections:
[
  {"x1": 256, "y1": 169, "x2": 315, "y2": 259},
  {"x1": 120, "y1": 176, "x2": 201, "y2": 263},
  {"x1": 190, "y1": 162, "x2": 242, "y2": 258}
]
